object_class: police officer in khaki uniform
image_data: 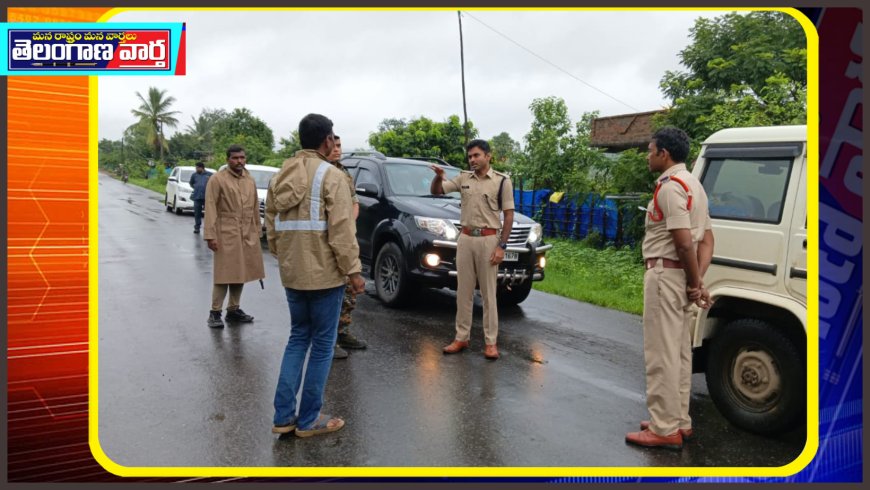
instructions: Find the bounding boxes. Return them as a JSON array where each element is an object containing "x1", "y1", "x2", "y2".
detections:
[
  {"x1": 430, "y1": 139, "x2": 515, "y2": 360},
  {"x1": 327, "y1": 135, "x2": 366, "y2": 360},
  {"x1": 626, "y1": 127, "x2": 714, "y2": 450}
]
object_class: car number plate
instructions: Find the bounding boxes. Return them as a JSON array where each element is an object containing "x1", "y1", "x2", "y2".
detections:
[{"x1": 503, "y1": 251, "x2": 518, "y2": 262}]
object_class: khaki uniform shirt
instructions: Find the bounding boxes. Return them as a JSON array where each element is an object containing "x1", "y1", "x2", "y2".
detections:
[
  {"x1": 442, "y1": 168, "x2": 515, "y2": 229},
  {"x1": 331, "y1": 161, "x2": 360, "y2": 205},
  {"x1": 265, "y1": 150, "x2": 362, "y2": 290},
  {"x1": 642, "y1": 163, "x2": 712, "y2": 260}
]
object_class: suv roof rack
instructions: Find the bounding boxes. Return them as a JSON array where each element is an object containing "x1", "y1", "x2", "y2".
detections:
[
  {"x1": 405, "y1": 156, "x2": 454, "y2": 167},
  {"x1": 343, "y1": 150, "x2": 386, "y2": 160}
]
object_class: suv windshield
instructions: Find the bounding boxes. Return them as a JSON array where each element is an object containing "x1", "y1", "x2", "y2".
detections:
[
  {"x1": 179, "y1": 169, "x2": 193, "y2": 182},
  {"x1": 384, "y1": 163, "x2": 461, "y2": 197}
]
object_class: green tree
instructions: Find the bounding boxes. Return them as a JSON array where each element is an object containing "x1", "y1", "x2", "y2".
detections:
[
  {"x1": 211, "y1": 108, "x2": 275, "y2": 165},
  {"x1": 184, "y1": 108, "x2": 225, "y2": 163},
  {"x1": 276, "y1": 130, "x2": 302, "y2": 159},
  {"x1": 514, "y1": 97, "x2": 573, "y2": 189},
  {"x1": 489, "y1": 132, "x2": 521, "y2": 172},
  {"x1": 167, "y1": 132, "x2": 200, "y2": 162},
  {"x1": 368, "y1": 115, "x2": 478, "y2": 167},
  {"x1": 130, "y1": 87, "x2": 181, "y2": 164},
  {"x1": 562, "y1": 111, "x2": 608, "y2": 194},
  {"x1": 98, "y1": 138, "x2": 124, "y2": 173},
  {"x1": 658, "y1": 11, "x2": 807, "y2": 141}
]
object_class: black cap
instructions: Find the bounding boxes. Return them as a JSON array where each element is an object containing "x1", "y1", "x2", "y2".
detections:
[{"x1": 195, "y1": 162, "x2": 205, "y2": 168}]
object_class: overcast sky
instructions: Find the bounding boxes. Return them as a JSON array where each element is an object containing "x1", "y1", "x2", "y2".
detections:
[{"x1": 98, "y1": 9, "x2": 730, "y2": 154}]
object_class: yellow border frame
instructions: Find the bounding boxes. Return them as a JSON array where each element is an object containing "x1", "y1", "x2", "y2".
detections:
[{"x1": 88, "y1": 6, "x2": 820, "y2": 479}]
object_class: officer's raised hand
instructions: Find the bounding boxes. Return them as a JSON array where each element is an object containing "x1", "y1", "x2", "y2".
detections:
[{"x1": 429, "y1": 165, "x2": 446, "y2": 195}]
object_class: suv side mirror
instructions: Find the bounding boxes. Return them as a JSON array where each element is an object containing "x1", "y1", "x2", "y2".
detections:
[
  {"x1": 356, "y1": 182, "x2": 379, "y2": 197},
  {"x1": 168, "y1": 177, "x2": 177, "y2": 182}
]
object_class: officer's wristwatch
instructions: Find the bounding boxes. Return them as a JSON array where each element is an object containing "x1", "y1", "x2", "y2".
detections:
[{"x1": 498, "y1": 242, "x2": 508, "y2": 250}]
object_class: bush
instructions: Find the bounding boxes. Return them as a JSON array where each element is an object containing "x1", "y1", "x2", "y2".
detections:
[{"x1": 581, "y1": 230, "x2": 605, "y2": 249}]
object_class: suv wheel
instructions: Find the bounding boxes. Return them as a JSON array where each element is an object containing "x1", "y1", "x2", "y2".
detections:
[
  {"x1": 497, "y1": 280, "x2": 533, "y2": 306},
  {"x1": 173, "y1": 196, "x2": 183, "y2": 215},
  {"x1": 706, "y1": 318, "x2": 805, "y2": 434},
  {"x1": 374, "y1": 242, "x2": 414, "y2": 307},
  {"x1": 165, "y1": 194, "x2": 172, "y2": 212}
]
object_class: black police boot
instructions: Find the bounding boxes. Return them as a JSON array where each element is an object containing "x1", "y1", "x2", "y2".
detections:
[
  {"x1": 207, "y1": 310, "x2": 224, "y2": 329},
  {"x1": 225, "y1": 308, "x2": 254, "y2": 323}
]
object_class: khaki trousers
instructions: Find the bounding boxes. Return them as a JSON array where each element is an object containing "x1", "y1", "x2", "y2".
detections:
[
  {"x1": 642, "y1": 260, "x2": 693, "y2": 436},
  {"x1": 455, "y1": 233, "x2": 500, "y2": 345},
  {"x1": 211, "y1": 283, "x2": 244, "y2": 312}
]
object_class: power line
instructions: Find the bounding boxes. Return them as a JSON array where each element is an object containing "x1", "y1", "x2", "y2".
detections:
[{"x1": 461, "y1": 11, "x2": 641, "y2": 112}]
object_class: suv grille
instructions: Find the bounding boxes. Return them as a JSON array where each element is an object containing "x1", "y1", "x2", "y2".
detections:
[
  {"x1": 259, "y1": 199, "x2": 265, "y2": 219},
  {"x1": 450, "y1": 221, "x2": 531, "y2": 247},
  {"x1": 508, "y1": 225, "x2": 531, "y2": 247}
]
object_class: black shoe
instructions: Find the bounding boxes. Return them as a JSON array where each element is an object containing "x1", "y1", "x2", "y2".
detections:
[
  {"x1": 207, "y1": 310, "x2": 224, "y2": 329},
  {"x1": 193, "y1": 228, "x2": 200, "y2": 234},
  {"x1": 225, "y1": 308, "x2": 254, "y2": 323},
  {"x1": 337, "y1": 332, "x2": 367, "y2": 350},
  {"x1": 333, "y1": 344, "x2": 349, "y2": 360}
]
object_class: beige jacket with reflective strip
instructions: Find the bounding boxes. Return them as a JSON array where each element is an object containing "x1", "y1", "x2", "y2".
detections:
[{"x1": 265, "y1": 150, "x2": 362, "y2": 290}]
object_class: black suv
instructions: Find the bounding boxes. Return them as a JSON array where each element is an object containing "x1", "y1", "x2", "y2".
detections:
[{"x1": 340, "y1": 152, "x2": 551, "y2": 307}]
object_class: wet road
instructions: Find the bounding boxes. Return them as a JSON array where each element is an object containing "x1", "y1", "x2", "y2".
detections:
[{"x1": 97, "y1": 172, "x2": 805, "y2": 468}]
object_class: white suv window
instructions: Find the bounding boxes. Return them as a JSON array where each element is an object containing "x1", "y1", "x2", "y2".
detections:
[{"x1": 701, "y1": 158, "x2": 792, "y2": 223}]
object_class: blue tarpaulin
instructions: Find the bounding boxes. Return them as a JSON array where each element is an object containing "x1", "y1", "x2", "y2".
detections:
[{"x1": 513, "y1": 189, "x2": 641, "y2": 245}]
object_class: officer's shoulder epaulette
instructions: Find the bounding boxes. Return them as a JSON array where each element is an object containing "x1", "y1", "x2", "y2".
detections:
[
  {"x1": 493, "y1": 170, "x2": 510, "y2": 179},
  {"x1": 459, "y1": 170, "x2": 473, "y2": 174}
]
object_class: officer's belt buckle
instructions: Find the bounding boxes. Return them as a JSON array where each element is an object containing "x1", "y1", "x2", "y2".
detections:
[{"x1": 471, "y1": 228, "x2": 482, "y2": 236}]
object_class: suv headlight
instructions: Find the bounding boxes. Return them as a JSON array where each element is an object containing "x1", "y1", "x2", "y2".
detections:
[
  {"x1": 527, "y1": 223, "x2": 543, "y2": 245},
  {"x1": 414, "y1": 217, "x2": 458, "y2": 240}
]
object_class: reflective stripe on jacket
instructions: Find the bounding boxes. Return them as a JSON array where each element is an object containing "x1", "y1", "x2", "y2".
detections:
[{"x1": 265, "y1": 149, "x2": 361, "y2": 290}]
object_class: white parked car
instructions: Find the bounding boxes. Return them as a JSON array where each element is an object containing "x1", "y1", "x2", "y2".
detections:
[
  {"x1": 165, "y1": 166, "x2": 216, "y2": 214},
  {"x1": 217, "y1": 163, "x2": 279, "y2": 226}
]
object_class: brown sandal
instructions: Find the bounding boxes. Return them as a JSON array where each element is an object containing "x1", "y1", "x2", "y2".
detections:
[{"x1": 295, "y1": 414, "x2": 345, "y2": 438}]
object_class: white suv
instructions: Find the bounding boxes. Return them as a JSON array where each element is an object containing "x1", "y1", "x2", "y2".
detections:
[
  {"x1": 217, "y1": 163, "x2": 279, "y2": 228},
  {"x1": 165, "y1": 166, "x2": 215, "y2": 214},
  {"x1": 692, "y1": 125, "x2": 807, "y2": 435}
]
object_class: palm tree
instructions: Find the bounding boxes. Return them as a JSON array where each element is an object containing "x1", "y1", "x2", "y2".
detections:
[
  {"x1": 130, "y1": 87, "x2": 181, "y2": 164},
  {"x1": 185, "y1": 109, "x2": 223, "y2": 163}
]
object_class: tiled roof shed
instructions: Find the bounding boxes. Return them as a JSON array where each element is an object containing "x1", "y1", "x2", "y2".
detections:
[{"x1": 590, "y1": 110, "x2": 666, "y2": 152}]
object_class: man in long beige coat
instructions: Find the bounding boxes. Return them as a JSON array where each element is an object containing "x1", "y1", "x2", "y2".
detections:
[{"x1": 203, "y1": 144, "x2": 266, "y2": 329}]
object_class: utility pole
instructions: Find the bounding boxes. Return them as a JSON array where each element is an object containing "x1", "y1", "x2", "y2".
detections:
[
  {"x1": 458, "y1": 11, "x2": 470, "y2": 151},
  {"x1": 158, "y1": 120, "x2": 164, "y2": 165}
]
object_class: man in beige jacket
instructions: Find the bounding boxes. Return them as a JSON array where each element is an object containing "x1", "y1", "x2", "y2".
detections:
[
  {"x1": 266, "y1": 114, "x2": 365, "y2": 438},
  {"x1": 203, "y1": 144, "x2": 265, "y2": 329}
]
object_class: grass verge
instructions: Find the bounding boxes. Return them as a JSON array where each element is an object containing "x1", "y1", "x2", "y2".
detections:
[
  {"x1": 127, "y1": 176, "x2": 166, "y2": 195},
  {"x1": 532, "y1": 237, "x2": 644, "y2": 315}
]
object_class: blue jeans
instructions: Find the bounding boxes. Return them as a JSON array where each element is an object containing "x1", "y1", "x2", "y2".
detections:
[
  {"x1": 193, "y1": 199, "x2": 205, "y2": 231},
  {"x1": 273, "y1": 284, "x2": 345, "y2": 429}
]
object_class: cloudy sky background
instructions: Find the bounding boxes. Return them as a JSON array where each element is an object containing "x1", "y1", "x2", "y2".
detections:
[{"x1": 98, "y1": 9, "x2": 731, "y2": 154}]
